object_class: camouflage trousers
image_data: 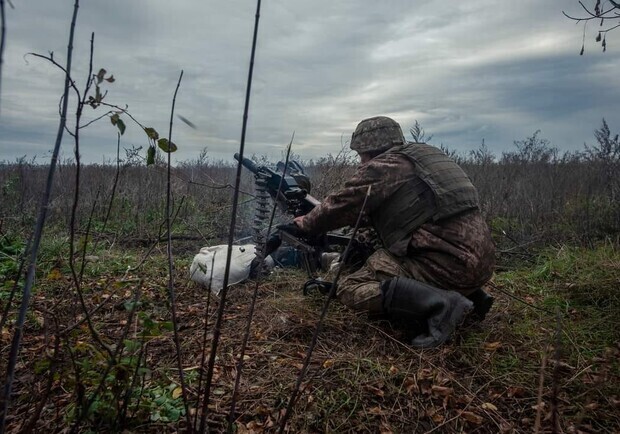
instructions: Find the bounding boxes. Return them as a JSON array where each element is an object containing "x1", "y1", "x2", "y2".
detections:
[
  {"x1": 334, "y1": 249, "x2": 424, "y2": 316},
  {"x1": 333, "y1": 211, "x2": 496, "y2": 316},
  {"x1": 335, "y1": 248, "x2": 489, "y2": 316}
]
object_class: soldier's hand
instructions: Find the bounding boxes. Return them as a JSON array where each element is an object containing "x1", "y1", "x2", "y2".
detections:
[
  {"x1": 293, "y1": 216, "x2": 307, "y2": 231},
  {"x1": 277, "y1": 222, "x2": 307, "y2": 237}
]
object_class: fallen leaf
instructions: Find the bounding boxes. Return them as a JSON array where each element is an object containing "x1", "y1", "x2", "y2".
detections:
[
  {"x1": 47, "y1": 268, "x2": 63, "y2": 280},
  {"x1": 388, "y1": 365, "x2": 399, "y2": 375},
  {"x1": 507, "y1": 386, "x2": 526, "y2": 398},
  {"x1": 460, "y1": 410, "x2": 483, "y2": 425},
  {"x1": 484, "y1": 341, "x2": 502, "y2": 351},
  {"x1": 368, "y1": 406, "x2": 385, "y2": 415},
  {"x1": 403, "y1": 377, "x2": 419, "y2": 394},
  {"x1": 420, "y1": 380, "x2": 433, "y2": 395},
  {"x1": 418, "y1": 368, "x2": 434, "y2": 380},
  {"x1": 499, "y1": 421, "x2": 515, "y2": 433},
  {"x1": 235, "y1": 422, "x2": 250, "y2": 434},
  {"x1": 172, "y1": 387, "x2": 182, "y2": 399},
  {"x1": 481, "y1": 402, "x2": 498, "y2": 411},
  {"x1": 427, "y1": 408, "x2": 444, "y2": 424},
  {"x1": 431, "y1": 385, "x2": 453, "y2": 397},
  {"x1": 366, "y1": 385, "x2": 385, "y2": 398},
  {"x1": 548, "y1": 360, "x2": 575, "y2": 371},
  {"x1": 380, "y1": 423, "x2": 394, "y2": 434},
  {"x1": 323, "y1": 359, "x2": 335, "y2": 368}
]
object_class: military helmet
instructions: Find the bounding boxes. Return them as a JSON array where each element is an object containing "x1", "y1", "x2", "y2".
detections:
[{"x1": 349, "y1": 116, "x2": 406, "y2": 153}]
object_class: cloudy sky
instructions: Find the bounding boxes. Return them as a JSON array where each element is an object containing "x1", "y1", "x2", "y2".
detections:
[{"x1": 0, "y1": 0, "x2": 618, "y2": 164}]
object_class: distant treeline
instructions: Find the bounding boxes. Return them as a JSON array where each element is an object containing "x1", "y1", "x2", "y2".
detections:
[{"x1": 1, "y1": 120, "x2": 618, "y2": 248}]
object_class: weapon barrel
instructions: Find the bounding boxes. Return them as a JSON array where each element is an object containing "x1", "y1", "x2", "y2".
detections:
[{"x1": 234, "y1": 153, "x2": 259, "y2": 174}]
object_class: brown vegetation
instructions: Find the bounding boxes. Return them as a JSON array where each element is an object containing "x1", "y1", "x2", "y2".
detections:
[{"x1": 1, "y1": 123, "x2": 619, "y2": 432}]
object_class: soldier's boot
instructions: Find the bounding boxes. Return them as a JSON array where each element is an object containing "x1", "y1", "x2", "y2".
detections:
[
  {"x1": 381, "y1": 277, "x2": 473, "y2": 348},
  {"x1": 466, "y1": 288, "x2": 494, "y2": 321}
]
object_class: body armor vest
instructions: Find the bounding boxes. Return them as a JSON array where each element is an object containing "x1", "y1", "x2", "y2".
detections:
[{"x1": 370, "y1": 143, "x2": 479, "y2": 254}]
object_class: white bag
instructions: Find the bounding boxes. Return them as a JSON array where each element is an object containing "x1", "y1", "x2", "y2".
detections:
[{"x1": 189, "y1": 244, "x2": 257, "y2": 295}]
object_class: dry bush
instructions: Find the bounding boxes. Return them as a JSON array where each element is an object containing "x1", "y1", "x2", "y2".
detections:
[{"x1": 1, "y1": 121, "x2": 619, "y2": 250}]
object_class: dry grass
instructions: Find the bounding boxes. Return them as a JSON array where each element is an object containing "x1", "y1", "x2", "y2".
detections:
[{"x1": 1, "y1": 241, "x2": 618, "y2": 433}]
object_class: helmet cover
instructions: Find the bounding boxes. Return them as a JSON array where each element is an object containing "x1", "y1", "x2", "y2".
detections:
[{"x1": 350, "y1": 116, "x2": 405, "y2": 153}]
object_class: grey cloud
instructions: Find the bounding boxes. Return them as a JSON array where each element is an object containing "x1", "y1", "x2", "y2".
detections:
[{"x1": 0, "y1": 0, "x2": 618, "y2": 164}]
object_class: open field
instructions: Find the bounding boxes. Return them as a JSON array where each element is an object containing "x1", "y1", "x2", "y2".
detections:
[
  {"x1": 1, "y1": 140, "x2": 620, "y2": 432},
  {"x1": 0, "y1": 239, "x2": 618, "y2": 432}
]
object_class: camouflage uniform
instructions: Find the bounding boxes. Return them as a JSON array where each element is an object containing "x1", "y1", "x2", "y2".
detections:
[{"x1": 300, "y1": 146, "x2": 495, "y2": 316}]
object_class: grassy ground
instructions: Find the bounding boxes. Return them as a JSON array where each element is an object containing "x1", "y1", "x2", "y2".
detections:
[{"x1": 1, "y1": 238, "x2": 619, "y2": 433}]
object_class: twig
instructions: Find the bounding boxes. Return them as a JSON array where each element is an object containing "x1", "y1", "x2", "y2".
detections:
[
  {"x1": 0, "y1": 2, "x2": 80, "y2": 431},
  {"x1": 198, "y1": 1, "x2": 262, "y2": 432},
  {"x1": 193, "y1": 253, "x2": 216, "y2": 430},
  {"x1": 487, "y1": 281, "x2": 554, "y2": 315},
  {"x1": 228, "y1": 133, "x2": 295, "y2": 429},
  {"x1": 0, "y1": 0, "x2": 6, "y2": 114},
  {"x1": 164, "y1": 70, "x2": 192, "y2": 430},
  {"x1": 19, "y1": 320, "x2": 61, "y2": 434},
  {"x1": 66, "y1": 32, "x2": 115, "y2": 361},
  {"x1": 278, "y1": 185, "x2": 373, "y2": 433},
  {"x1": 551, "y1": 308, "x2": 563, "y2": 433},
  {"x1": 70, "y1": 285, "x2": 142, "y2": 433},
  {"x1": 92, "y1": 132, "x2": 121, "y2": 252},
  {"x1": 534, "y1": 345, "x2": 549, "y2": 433}
]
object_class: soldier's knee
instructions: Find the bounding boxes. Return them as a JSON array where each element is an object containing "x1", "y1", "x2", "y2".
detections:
[{"x1": 337, "y1": 282, "x2": 383, "y2": 315}]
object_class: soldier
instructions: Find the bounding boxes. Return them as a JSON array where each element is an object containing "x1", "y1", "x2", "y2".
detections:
[{"x1": 292, "y1": 116, "x2": 496, "y2": 347}]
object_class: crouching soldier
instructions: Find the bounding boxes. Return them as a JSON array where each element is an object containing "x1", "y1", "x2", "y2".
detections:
[{"x1": 293, "y1": 116, "x2": 496, "y2": 347}]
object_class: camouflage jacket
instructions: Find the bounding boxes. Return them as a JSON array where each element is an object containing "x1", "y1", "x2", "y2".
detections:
[
  {"x1": 300, "y1": 152, "x2": 414, "y2": 235},
  {"x1": 300, "y1": 151, "x2": 495, "y2": 284}
]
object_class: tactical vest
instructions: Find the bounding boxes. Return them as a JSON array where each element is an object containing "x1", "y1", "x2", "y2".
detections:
[{"x1": 370, "y1": 143, "x2": 479, "y2": 253}]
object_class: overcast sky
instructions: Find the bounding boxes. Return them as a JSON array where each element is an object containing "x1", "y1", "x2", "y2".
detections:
[{"x1": 0, "y1": 0, "x2": 618, "y2": 164}]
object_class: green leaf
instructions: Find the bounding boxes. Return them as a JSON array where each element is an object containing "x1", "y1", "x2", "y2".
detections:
[
  {"x1": 144, "y1": 127, "x2": 159, "y2": 140},
  {"x1": 117, "y1": 119, "x2": 126, "y2": 135},
  {"x1": 161, "y1": 321, "x2": 174, "y2": 331},
  {"x1": 147, "y1": 145, "x2": 156, "y2": 165},
  {"x1": 96, "y1": 68, "x2": 106, "y2": 84},
  {"x1": 168, "y1": 408, "x2": 181, "y2": 422},
  {"x1": 123, "y1": 300, "x2": 142, "y2": 311},
  {"x1": 123, "y1": 339, "x2": 141, "y2": 352},
  {"x1": 157, "y1": 138, "x2": 178, "y2": 153}
]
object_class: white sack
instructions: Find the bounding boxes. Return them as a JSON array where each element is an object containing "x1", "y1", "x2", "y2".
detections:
[{"x1": 190, "y1": 244, "x2": 257, "y2": 295}]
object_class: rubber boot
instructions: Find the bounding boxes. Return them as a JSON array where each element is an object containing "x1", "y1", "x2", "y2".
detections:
[
  {"x1": 466, "y1": 288, "x2": 494, "y2": 321},
  {"x1": 381, "y1": 277, "x2": 474, "y2": 348}
]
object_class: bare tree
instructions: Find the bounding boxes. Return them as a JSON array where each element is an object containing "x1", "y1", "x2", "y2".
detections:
[{"x1": 564, "y1": 1, "x2": 620, "y2": 53}]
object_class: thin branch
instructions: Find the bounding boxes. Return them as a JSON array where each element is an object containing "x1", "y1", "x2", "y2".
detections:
[
  {"x1": 79, "y1": 109, "x2": 116, "y2": 129},
  {"x1": 533, "y1": 345, "x2": 549, "y2": 434},
  {"x1": 278, "y1": 185, "x2": 373, "y2": 433},
  {"x1": 563, "y1": 2, "x2": 619, "y2": 21},
  {"x1": 198, "y1": 1, "x2": 262, "y2": 431},
  {"x1": 228, "y1": 133, "x2": 295, "y2": 429},
  {"x1": 66, "y1": 31, "x2": 115, "y2": 361},
  {"x1": 164, "y1": 69, "x2": 192, "y2": 430},
  {"x1": 92, "y1": 132, "x2": 121, "y2": 252},
  {"x1": 0, "y1": 0, "x2": 6, "y2": 114},
  {"x1": 0, "y1": 1, "x2": 80, "y2": 431},
  {"x1": 26, "y1": 52, "x2": 81, "y2": 99},
  {"x1": 193, "y1": 253, "x2": 216, "y2": 430}
]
